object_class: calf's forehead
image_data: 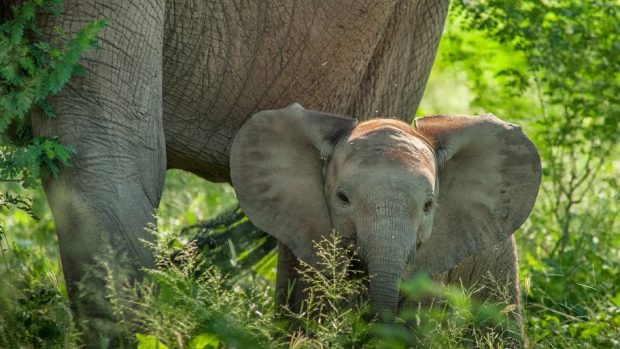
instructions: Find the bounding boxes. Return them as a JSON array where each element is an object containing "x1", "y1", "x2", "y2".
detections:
[{"x1": 336, "y1": 125, "x2": 436, "y2": 172}]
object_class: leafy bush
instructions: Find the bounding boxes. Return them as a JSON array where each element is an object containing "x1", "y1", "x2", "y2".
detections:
[
  {"x1": 0, "y1": 0, "x2": 106, "y2": 210},
  {"x1": 0, "y1": 185, "x2": 76, "y2": 347},
  {"x1": 94, "y1": 229, "x2": 519, "y2": 349},
  {"x1": 105, "y1": 237, "x2": 277, "y2": 348}
]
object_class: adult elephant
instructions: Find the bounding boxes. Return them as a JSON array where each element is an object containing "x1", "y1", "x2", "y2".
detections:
[{"x1": 16, "y1": 0, "x2": 451, "y2": 343}]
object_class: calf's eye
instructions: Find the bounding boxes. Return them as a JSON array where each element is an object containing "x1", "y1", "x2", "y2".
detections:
[
  {"x1": 336, "y1": 190, "x2": 350, "y2": 205},
  {"x1": 423, "y1": 200, "x2": 433, "y2": 213}
]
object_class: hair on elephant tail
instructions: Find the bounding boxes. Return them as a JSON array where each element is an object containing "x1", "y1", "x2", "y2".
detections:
[{"x1": 177, "y1": 205, "x2": 276, "y2": 276}]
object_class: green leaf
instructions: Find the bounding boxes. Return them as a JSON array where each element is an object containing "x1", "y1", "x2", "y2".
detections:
[
  {"x1": 10, "y1": 22, "x2": 24, "y2": 45},
  {"x1": 33, "y1": 41, "x2": 51, "y2": 53},
  {"x1": 18, "y1": 56, "x2": 35, "y2": 75},
  {"x1": 189, "y1": 333, "x2": 220, "y2": 349},
  {"x1": 611, "y1": 293, "x2": 620, "y2": 307},
  {"x1": 49, "y1": 48, "x2": 61, "y2": 58},
  {"x1": 36, "y1": 99, "x2": 57, "y2": 118},
  {"x1": 72, "y1": 63, "x2": 87, "y2": 77},
  {"x1": 20, "y1": 2, "x2": 36, "y2": 21},
  {"x1": 1, "y1": 64, "x2": 18, "y2": 84},
  {"x1": 135, "y1": 334, "x2": 170, "y2": 349}
]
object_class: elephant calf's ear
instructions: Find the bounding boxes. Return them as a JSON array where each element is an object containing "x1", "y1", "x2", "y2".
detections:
[
  {"x1": 413, "y1": 114, "x2": 541, "y2": 276},
  {"x1": 230, "y1": 103, "x2": 358, "y2": 267}
]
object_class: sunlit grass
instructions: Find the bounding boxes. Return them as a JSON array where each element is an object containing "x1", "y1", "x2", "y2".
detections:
[
  {"x1": 1, "y1": 168, "x2": 618, "y2": 347},
  {"x1": 97, "y1": 229, "x2": 529, "y2": 348}
]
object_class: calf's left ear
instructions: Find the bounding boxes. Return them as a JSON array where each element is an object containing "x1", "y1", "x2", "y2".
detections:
[{"x1": 412, "y1": 114, "x2": 541, "y2": 276}]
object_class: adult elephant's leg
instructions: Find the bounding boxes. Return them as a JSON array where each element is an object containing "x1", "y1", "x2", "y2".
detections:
[
  {"x1": 348, "y1": 0, "x2": 450, "y2": 122},
  {"x1": 31, "y1": 0, "x2": 165, "y2": 344}
]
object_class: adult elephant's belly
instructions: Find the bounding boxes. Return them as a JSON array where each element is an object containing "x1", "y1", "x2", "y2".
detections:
[{"x1": 161, "y1": 0, "x2": 397, "y2": 182}]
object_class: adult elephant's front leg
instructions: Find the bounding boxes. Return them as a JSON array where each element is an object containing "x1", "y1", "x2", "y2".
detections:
[{"x1": 31, "y1": 1, "x2": 166, "y2": 345}]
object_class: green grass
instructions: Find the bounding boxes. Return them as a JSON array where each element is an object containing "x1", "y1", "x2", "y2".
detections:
[{"x1": 1, "y1": 166, "x2": 617, "y2": 347}]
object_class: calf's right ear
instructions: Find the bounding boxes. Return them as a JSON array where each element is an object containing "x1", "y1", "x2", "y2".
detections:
[{"x1": 230, "y1": 103, "x2": 358, "y2": 267}]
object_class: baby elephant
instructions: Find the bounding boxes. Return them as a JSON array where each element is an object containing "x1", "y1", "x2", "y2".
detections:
[{"x1": 230, "y1": 104, "x2": 541, "y2": 327}]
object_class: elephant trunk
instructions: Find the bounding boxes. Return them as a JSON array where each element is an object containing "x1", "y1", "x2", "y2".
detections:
[
  {"x1": 367, "y1": 256, "x2": 405, "y2": 318},
  {"x1": 360, "y1": 216, "x2": 414, "y2": 319}
]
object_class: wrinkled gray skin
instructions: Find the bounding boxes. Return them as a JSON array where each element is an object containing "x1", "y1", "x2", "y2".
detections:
[
  {"x1": 231, "y1": 104, "x2": 541, "y2": 336},
  {"x1": 2, "y1": 0, "x2": 451, "y2": 343}
]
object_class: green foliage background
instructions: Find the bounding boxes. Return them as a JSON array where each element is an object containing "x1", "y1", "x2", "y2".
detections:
[
  {"x1": 1, "y1": 0, "x2": 618, "y2": 347},
  {"x1": 0, "y1": 0, "x2": 106, "y2": 189}
]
